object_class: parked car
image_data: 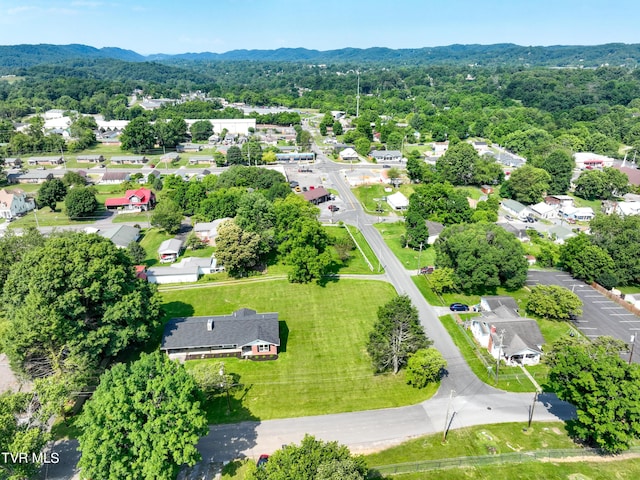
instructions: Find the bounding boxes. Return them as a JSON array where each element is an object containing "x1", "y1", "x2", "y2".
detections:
[
  {"x1": 302, "y1": 186, "x2": 308, "y2": 192},
  {"x1": 257, "y1": 454, "x2": 269, "y2": 468},
  {"x1": 328, "y1": 204, "x2": 339, "y2": 212},
  {"x1": 289, "y1": 180, "x2": 299, "y2": 188},
  {"x1": 449, "y1": 303, "x2": 470, "y2": 312},
  {"x1": 420, "y1": 266, "x2": 435, "y2": 274},
  {"x1": 526, "y1": 216, "x2": 535, "y2": 223},
  {"x1": 382, "y1": 164, "x2": 391, "y2": 168},
  {"x1": 294, "y1": 186, "x2": 301, "y2": 192}
]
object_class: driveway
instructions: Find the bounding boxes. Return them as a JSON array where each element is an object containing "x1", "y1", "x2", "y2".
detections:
[{"x1": 527, "y1": 271, "x2": 639, "y2": 360}]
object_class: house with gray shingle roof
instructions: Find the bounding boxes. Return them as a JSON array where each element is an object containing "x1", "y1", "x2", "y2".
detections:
[
  {"x1": 98, "y1": 225, "x2": 140, "y2": 249},
  {"x1": 160, "y1": 308, "x2": 280, "y2": 361},
  {"x1": 158, "y1": 238, "x2": 184, "y2": 263}
]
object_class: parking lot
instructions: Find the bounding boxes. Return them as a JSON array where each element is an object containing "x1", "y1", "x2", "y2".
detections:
[{"x1": 527, "y1": 271, "x2": 640, "y2": 361}]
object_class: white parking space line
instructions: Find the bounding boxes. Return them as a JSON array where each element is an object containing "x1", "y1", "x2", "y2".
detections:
[
  {"x1": 600, "y1": 307, "x2": 626, "y2": 310},
  {"x1": 592, "y1": 301, "x2": 611, "y2": 303},
  {"x1": 620, "y1": 320, "x2": 640, "y2": 323},
  {"x1": 611, "y1": 313, "x2": 637, "y2": 316},
  {"x1": 584, "y1": 294, "x2": 604, "y2": 297},
  {"x1": 561, "y1": 279, "x2": 574, "y2": 282},
  {"x1": 579, "y1": 327, "x2": 598, "y2": 330},
  {"x1": 586, "y1": 334, "x2": 600, "y2": 338}
]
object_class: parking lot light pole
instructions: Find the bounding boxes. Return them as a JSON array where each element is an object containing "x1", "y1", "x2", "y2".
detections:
[{"x1": 630, "y1": 334, "x2": 637, "y2": 365}]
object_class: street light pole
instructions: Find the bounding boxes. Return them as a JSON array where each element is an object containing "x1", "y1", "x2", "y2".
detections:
[{"x1": 629, "y1": 334, "x2": 637, "y2": 365}]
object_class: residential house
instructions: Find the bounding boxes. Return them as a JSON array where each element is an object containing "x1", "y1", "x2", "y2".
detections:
[
  {"x1": 302, "y1": 186, "x2": 331, "y2": 205},
  {"x1": 370, "y1": 150, "x2": 402, "y2": 162},
  {"x1": 480, "y1": 296, "x2": 520, "y2": 316},
  {"x1": 110, "y1": 156, "x2": 148, "y2": 165},
  {"x1": 99, "y1": 171, "x2": 130, "y2": 185},
  {"x1": 480, "y1": 185, "x2": 494, "y2": 195},
  {"x1": 160, "y1": 152, "x2": 180, "y2": 163},
  {"x1": 529, "y1": 202, "x2": 558, "y2": 219},
  {"x1": 548, "y1": 225, "x2": 576, "y2": 244},
  {"x1": 193, "y1": 218, "x2": 232, "y2": 245},
  {"x1": 160, "y1": 308, "x2": 280, "y2": 361},
  {"x1": 501, "y1": 199, "x2": 531, "y2": 220},
  {"x1": 76, "y1": 154, "x2": 105, "y2": 164},
  {"x1": 146, "y1": 256, "x2": 223, "y2": 284},
  {"x1": 497, "y1": 222, "x2": 528, "y2": 241},
  {"x1": 386, "y1": 191, "x2": 409, "y2": 211},
  {"x1": 104, "y1": 188, "x2": 156, "y2": 212},
  {"x1": 472, "y1": 141, "x2": 490, "y2": 154},
  {"x1": 432, "y1": 141, "x2": 449, "y2": 155},
  {"x1": 158, "y1": 238, "x2": 184, "y2": 263},
  {"x1": 602, "y1": 200, "x2": 640, "y2": 217},
  {"x1": 188, "y1": 156, "x2": 214, "y2": 165},
  {"x1": 27, "y1": 156, "x2": 63, "y2": 166},
  {"x1": 559, "y1": 206, "x2": 595, "y2": 221},
  {"x1": 8, "y1": 171, "x2": 53, "y2": 184},
  {"x1": 139, "y1": 168, "x2": 161, "y2": 184},
  {"x1": 469, "y1": 314, "x2": 544, "y2": 366},
  {"x1": 425, "y1": 220, "x2": 444, "y2": 245},
  {"x1": 177, "y1": 143, "x2": 203, "y2": 153},
  {"x1": 98, "y1": 225, "x2": 140, "y2": 249},
  {"x1": 3, "y1": 157, "x2": 22, "y2": 168},
  {"x1": 339, "y1": 148, "x2": 359, "y2": 161},
  {"x1": 544, "y1": 195, "x2": 574, "y2": 208},
  {"x1": 0, "y1": 188, "x2": 35, "y2": 219}
]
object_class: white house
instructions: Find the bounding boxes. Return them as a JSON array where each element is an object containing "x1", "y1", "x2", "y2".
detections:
[
  {"x1": 548, "y1": 225, "x2": 576, "y2": 244},
  {"x1": 529, "y1": 202, "x2": 558, "y2": 219},
  {"x1": 339, "y1": 148, "x2": 359, "y2": 161},
  {"x1": 603, "y1": 201, "x2": 640, "y2": 217},
  {"x1": 559, "y1": 206, "x2": 595, "y2": 221},
  {"x1": 501, "y1": 199, "x2": 531, "y2": 220},
  {"x1": 0, "y1": 188, "x2": 35, "y2": 219},
  {"x1": 386, "y1": 191, "x2": 409, "y2": 210},
  {"x1": 432, "y1": 141, "x2": 449, "y2": 155},
  {"x1": 158, "y1": 238, "x2": 184, "y2": 263},
  {"x1": 146, "y1": 256, "x2": 223, "y2": 284},
  {"x1": 193, "y1": 218, "x2": 232, "y2": 245}
]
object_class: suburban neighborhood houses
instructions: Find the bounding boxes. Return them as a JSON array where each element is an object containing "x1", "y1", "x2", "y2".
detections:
[{"x1": 2, "y1": 37, "x2": 640, "y2": 480}]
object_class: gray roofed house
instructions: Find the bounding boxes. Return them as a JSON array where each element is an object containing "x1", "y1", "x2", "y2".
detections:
[
  {"x1": 100, "y1": 171, "x2": 130, "y2": 184},
  {"x1": 9, "y1": 170, "x2": 54, "y2": 184},
  {"x1": 27, "y1": 156, "x2": 63, "y2": 166},
  {"x1": 193, "y1": 218, "x2": 232, "y2": 245},
  {"x1": 548, "y1": 225, "x2": 576, "y2": 244},
  {"x1": 426, "y1": 220, "x2": 445, "y2": 244},
  {"x1": 160, "y1": 308, "x2": 280, "y2": 361},
  {"x1": 110, "y1": 155, "x2": 148, "y2": 164},
  {"x1": 77, "y1": 154, "x2": 105, "y2": 163},
  {"x1": 480, "y1": 296, "x2": 519, "y2": 315},
  {"x1": 99, "y1": 225, "x2": 140, "y2": 249},
  {"x1": 501, "y1": 199, "x2": 531, "y2": 219},
  {"x1": 158, "y1": 238, "x2": 184, "y2": 263},
  {"x1": 469, "y1": 313, "x2": 544, "y2": 366},
  {"x1": 145, "y1": 256, "x2": 223, "y2": 284},
  {"x1": 370, "y1": 150, "x2": 402, "y2": 162}
]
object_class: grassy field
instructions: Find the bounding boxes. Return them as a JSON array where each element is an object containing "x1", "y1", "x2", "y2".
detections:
[
  {"x1": 324, "y1": 224, "x2": 383, "y2": 274},
  {"x1": 375, "y1": 221, "x2": 436, "y2": 270},
  {"x1": 352, "y1": 184, "x2": 395, "y2": 215},
  {"x1": 160, "y1": 280, "x2": 438, "y2": 423},
  {"x1": 139, "y1": 228, "x2": 174, "y2": 266}
]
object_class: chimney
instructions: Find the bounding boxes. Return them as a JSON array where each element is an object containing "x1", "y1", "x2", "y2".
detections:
[{"x1": 207, "y1": 319, "x2": 213, "y2": 331}]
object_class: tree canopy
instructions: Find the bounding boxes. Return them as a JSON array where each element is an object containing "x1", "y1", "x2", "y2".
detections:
[
  {"x1": 65, "y1": 186, "x2": 98, "y2": 218},
  {"x1": 77, "y1": 351, "x2": 208, "y2": 480},
  {"x1": 366, "y1": 295, "x2": 431, "y2": 374},
  {"x1": 0, "y1": 232, "x2": 161, "y2": 382},
  {"x1": 435, "y1": 223, "x2": 528, "y2": 292},
  {"x1": 546, "y1": 336, "x2": 640, "y2": 453},
  {"x1": 526, "y1": 285, "x2": 582, "y2": 320},
  {"x1": 247, "y1": 434, "x2": 366, "y2": 480},
  {"x1": 37, "y1": 178, "x2": 67, "y2": 211}
]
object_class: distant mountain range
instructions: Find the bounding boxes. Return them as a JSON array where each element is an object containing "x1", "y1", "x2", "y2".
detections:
[{"x1": 1, "y1": 43, "x2": 640, "y2": 69}]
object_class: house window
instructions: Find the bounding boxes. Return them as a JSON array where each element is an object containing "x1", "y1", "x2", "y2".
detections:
[{"x1": 258, "y1": 344, "x2": 270, "y2": 353}]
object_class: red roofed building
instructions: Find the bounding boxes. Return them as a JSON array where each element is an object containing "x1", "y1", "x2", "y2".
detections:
[
  {"x1": 105, "y1": 188, "x2": 156, "y2": 212},
  {"x1": 301, "y1": 186, "x2": 330, "y2": 205}
]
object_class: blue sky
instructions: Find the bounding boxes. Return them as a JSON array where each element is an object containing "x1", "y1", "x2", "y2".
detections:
[{"x1": 0, "y1": 0, "x2": 638, "y2": 55}]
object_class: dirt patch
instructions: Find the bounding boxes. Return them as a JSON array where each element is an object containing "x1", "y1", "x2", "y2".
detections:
[
  {"x1": 0, "y1": 354, "x2": 32, "y2": 394},
  {"x1": 551, "y1": 427, "x2": 564, "y2": 435}
]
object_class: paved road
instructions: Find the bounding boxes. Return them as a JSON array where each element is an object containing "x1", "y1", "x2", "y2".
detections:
[
  {"x1": 527, "y1": 270, "x2": 639, "y2": 361},
  {"x1": 39, "y1": 139, "x2": 577, "y2": 479}
]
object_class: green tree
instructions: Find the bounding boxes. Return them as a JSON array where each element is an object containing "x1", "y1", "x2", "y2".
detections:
[
  {"x1": 332, "y1": 121, "x2": 343, "y2": 135},
  {"x1": 37, "y1": 178, "x2": 67, "y2": 211},
  {"x1": 0, "y1": 233, "x2": 160, "y2": 382},
  {"x1": 354, "y1": 137, "x2": 370, "y2": 157},
  {"x1": 526, "y1": 285, "x2": 583, "y2": 320},
  {"x1": 65, "y1": 187, "x2": 98, "y2": 218},
  {"x1": 429, "y1": 267, "x2": 458, "y2": 294},
  {"x1": 127, "y1": 241, "x2": 147, "y2": 264},
  {"x1": 214, "y1": 219, "x2": 262, "y2": 277},
  {"x1": 472, "y1": 156, "x2": 504, "y2": 185},
  {"x1": 120, "y1": 117, "x2": 156, "y2": 153},
  {"x1": 366, "y1": 295, "x2": 431, "y2": 374},
  {"x1": 286, "y1": 245, "x2": 332, "y2": 283},
  {"x1": 77, "y1": 351, "x2": 208, "y2": 480},
  {"x1": 155, "y1": 117, "x2": 187, "y2": 149},
  {"x1": 405, "y1": 347, "x2": 447, "y2": 388},
  {"x1": 62, "y1": 170, "x2": 87, "y2": 187},
  {"x1": 590, "y1": 214, "x2": 640, "y2": 285},
  {"x1": 435, "y1": 223, "x2": 528, "y2": 292},
  {"x1": 409, "y1": 182, "x2": 473, "y2": 225},
  {"x1": 0, "y1": 227, "x2": 45, "y2": 287},
  {"x1": 560, "y1": 234, "x2": 617, "y2": 285},
  {"x1": 406, "y1": 153, "x2": 427, "y2": 182},
  {"x1": 436, "y1": 142, "x2": 479, "y2": 185},
  {"x1": 226, "y1": 145, "x2": 244, "y2": 165},
  {"x1": 189, "y1": 120, "x2": 213, "y2": 141},
  {"x1": 546, "y1": 336, "x2": 640, "y2": 453},
  {"x1": 247, "y1": 434, "x2": 366, "y2": 480},
  {"x1": 404, "y1": 207, "x2": 429, "y2": 250},
  {"x1": 150, "y1": 199, "x2": 183, "y2": 234},
  {"x1": 574, "y1": 167, "x2": 629, "y2": 200},
  {"x1": 533, "y1": 150, "x2": 574, "y2": 195},
  {"x1": 0, "y1": 392, "x2": 50, "y2": 480},
  {"x1": 502, "y1": 165, "x2": 551, "y2": 204}
]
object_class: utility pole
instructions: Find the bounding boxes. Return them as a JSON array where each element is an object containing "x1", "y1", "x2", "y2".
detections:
[
  {"x1": 527, "y1": 390, "x2": 539, "y2": 428},
  {"x1": 442, "y1": 389, "x2": 456, "y2": 442},
  {"x1": 356, "y1": 71, "x2": 360, "y2": 119},
  {"x1": 417, "y1": 242, "x2": 423, "y2": 274},
  {"x1": 629, "y1": 334, "x2": 637, "y2": 365}
]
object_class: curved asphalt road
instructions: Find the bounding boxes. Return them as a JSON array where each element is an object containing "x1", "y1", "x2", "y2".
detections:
[{"x1": 39, "y1": 140, "x2": 576, "y2": 480}]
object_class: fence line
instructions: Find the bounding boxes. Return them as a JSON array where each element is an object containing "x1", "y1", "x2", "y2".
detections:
[{"x1": 369, "y1": 446, "x2": 640, "y2": 476}]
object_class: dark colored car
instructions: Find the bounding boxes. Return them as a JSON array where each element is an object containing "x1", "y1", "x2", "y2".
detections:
[
  {"x1": 289, "y1": 180, "x2": 299, "y2": 188},
  {"x1": 449, "y1": 303, "x2": 470, "y2": 312},
  {"x1": 420, "y1": 266, "x2": 435, "y2": 274},
  {"x1": 257, "y1": 454, "x2": 269, "y2": 468},
  {"x1": 382, "y1": 164, "x2": 391, "y2": 168},
  {"x1": 328, "y1": 204, "x2": 339, "y2": 212}
]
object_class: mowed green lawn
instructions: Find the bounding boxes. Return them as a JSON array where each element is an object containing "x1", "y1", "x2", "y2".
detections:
[
  {"x1": 161, "y1": 279, "x2": 438, "y2": 423},
  {"x1": 375, "y1": 221, "x2": 436, "y2": 270}
]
